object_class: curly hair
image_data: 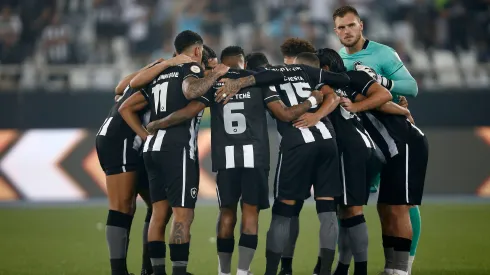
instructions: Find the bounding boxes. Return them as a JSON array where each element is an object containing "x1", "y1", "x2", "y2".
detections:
[{"x1": 280, "y1": 38, "x2": 316, "y2": 57}]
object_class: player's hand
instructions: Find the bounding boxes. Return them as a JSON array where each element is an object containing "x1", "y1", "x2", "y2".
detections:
[
  {"x1": 146, "y1": 121, "x2": 160, "y2": 135},
  {"x1": 213, "y1": 64, "x2": 230, "y2": 77},
  {"x1": 114, "y1": 95, "x2": 122, "y2": 102},
  {"x1": 310, "y1": 90, "x2": 324, "y2": 105},
  {"x1": 398, "y1": 96, "x2": 408, "y2": 108},
  {"x1": 168, "y1": 54, "x2": 193, "y2": 66},
  {"x1": 407, "y1": 113, "x2": 415, "y2": 125},
  {"x1": 354, "y1": 64, "x2": 378, "y2": 80},
  {"x1": 215, "y1": 78, "x2": 240, "y2": 104},
  {"x1": 340, "y1": 97, "x2": 359, "y2": 113},
  {"x1": 293, "y1": 113, "x2": 321, "y2": 129}
]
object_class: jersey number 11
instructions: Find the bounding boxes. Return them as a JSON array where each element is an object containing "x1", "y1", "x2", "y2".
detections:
[{"x1": 153, "y1": 82, "x2": 169, "y2": 113}]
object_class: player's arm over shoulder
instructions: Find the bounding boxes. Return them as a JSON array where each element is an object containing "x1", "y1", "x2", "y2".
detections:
[
  {"x1": 265, "y1": 86, "x2": 323, "y2": 122},
  {"x1": 381, "y1": 45, "x2": 418, "y2": 97},
  {"x1": 345, "y1": 70, "x2": 392, "y2": 112},
  {"x1": 147, "y1": 100, "x2": 207, "y2": 133},
  {"x1": 118, "y1": 90, "x2": 150, "y2": 140},
  {"x1": 182, "y1": 63, "x2": 229, "y2": 100}
]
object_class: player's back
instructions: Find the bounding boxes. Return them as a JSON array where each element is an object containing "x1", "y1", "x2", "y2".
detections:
[
  {"x1": 267, "y1": 64, "x2": 335, "y2": 150},
  {"x1": 97, "y1": 86, "x2": 150, "y2": 140},
  {"x1": 203, "y1": 69, "x2": 271, "y2": 171},
  {"x1": 142, "y1": 62, "x2": 204, "y2": 155}
]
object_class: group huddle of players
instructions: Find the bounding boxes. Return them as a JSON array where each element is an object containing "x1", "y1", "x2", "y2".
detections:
[{"x1": 95, "y1": 5, "x2": 428, "y2": 275}]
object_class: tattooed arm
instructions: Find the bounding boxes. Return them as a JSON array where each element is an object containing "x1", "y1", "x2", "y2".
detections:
[{"x1": 182, "y1": 64, "x2": 229, "y2": 100}]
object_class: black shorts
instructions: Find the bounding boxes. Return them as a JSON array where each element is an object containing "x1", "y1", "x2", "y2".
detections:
[
  {"x1": 274, "y1": 139, "x2": 342, "y2": 201},
  {"x1": 216, "y1": 168, "x2": 269, "y2": 210},
  {"x1": 96, "y1": 135, "x2": 141, "y2": 175},
  {"x1": 337, "y1": 136, "x2": 374, "y2": 206},
  {"x1": 378, "y1": 126, "x2": 429, "y2": 205},
  {"x1": 136, "y1": 158, "x2": 149, "y2": 191},
  {"x1": 144, "y1": 147, "x2": 199, "y2": 207}
]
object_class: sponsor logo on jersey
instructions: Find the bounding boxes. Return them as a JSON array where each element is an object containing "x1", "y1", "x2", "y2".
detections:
[{"x1": 191, "y1": 65, "x2": 201, "y2": 73}]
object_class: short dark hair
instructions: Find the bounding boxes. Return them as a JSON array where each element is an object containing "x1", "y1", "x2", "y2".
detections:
[
  {"x1": 333, "y1": 5, "x2": 360, "y2": 21},
  {"x1": 220, "y1": 46, "x2": 245, "y2": 61},
  {"x1": 316, "y1": 48, "x2": 346, "y2": 73},
  {"x1": 174, "y1": 30, "x2": 203, "y2": 54},
  {"x1": 280, "y1": 38, "x2": 316, "y2": 57},
  {"x1": 295, "y1": 52, "x2": 320, "y2": 68},
  {"x1": 202, "y1": 46, "x2": 210, "y2": 69},
  {"x1": 203, "y1": 44, "x2": 217, "y2": 59},
  {"x1": 245, "y1": 52, "x2": 270, "y2": 71}
]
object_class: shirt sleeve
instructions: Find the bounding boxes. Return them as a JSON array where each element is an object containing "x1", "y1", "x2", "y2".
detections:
[
  {"x1": 381, "y1": 47, "x2": 404, "y2": 77},
  {"x1": 300, "y1": 65, "x2": 350, "y2": 88},
  {"x1": 346, "y1": 71, "x2": 376, "y2": 96},
  {"x1": 139, "y1": 85, "x2": 151, "y2": 103},
  {"x1": 194, "y1": 88, "x2": 214, "y2": 107},
  {"x1": 262, "y1": 86, "x2": 280, "y2": 104},
  {"x1": 182, "y1": 62, "x2": 204, "y2": 80}
]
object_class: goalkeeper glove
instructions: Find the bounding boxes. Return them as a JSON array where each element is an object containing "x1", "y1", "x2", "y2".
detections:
[{"x1": 354, "y1": 64, "x2": 393, "y2": 91}]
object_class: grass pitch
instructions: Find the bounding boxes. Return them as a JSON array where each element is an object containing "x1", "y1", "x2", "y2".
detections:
[{"x1": 0, "y1": 203, "x2": 489, "y2": 275}]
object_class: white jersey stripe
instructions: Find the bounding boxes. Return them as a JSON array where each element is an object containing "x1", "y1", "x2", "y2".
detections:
[
  {"x1": 243, "y1": 145, "x2": 254, "y2": 168},
  {"x1": 152, "y1": 130, "x2": 166, "y2": 151},
  {"x1": 143, "y1": 135, "x2": 153, "y2": 153},
  {"x1": 356, "y1": 128, "x2": 373, "y2": 148},
  {"x1": 122, "y1": 138, "x2": 127, "y2": 172},
  {"x1": 299, "y1": 128, "x2": 315, "y2": 143},
  {"x1": 98, "y1": 117, "x2": 113, "y2": 136},
  {"x1": 225, "y1": 146, "x2": 235, "y2": 169},
  {"x1": 315, "y1": 122, "x2": 332, "y2": 140},
  {"x1": 365, "y1": 113, "x2": 398, "y2": 157}
]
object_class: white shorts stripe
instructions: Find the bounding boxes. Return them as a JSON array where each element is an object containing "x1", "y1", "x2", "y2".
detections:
[
  {"x1": 356, "y1": 128, "x2": 373, "y2": 148},
  {"x1": 410, "y1": 122, "x2": 425, "y2": 136},
  {"x1": 152, "y1": 130, "x2": 166, "y2": 151},
  {"x1": 405, "y1": 144, "x2": 409, "y2": 204},
  {"x1": 182, "y1": 147, "x2": 187, "y2": 207},
  {"x1": 98, "y1": 117, "x2": 113, "y2": 136},
  {"x1": 143, "y1": 135, "x2": 153, "y2": 153},
  {"x1": 225, "y1": 145, "x2": 235, "y2": 169},
  {"x1": 315, "y1": 122, "x2": 332, "y2": 139},
  {"x1": 300, "y1": 128, "x2": 315, "y2": 143},
  {"x1": 216, "y1": 186, "x2": 221, "y2": 207},
  {"x1": 243, "y1": 145, "x2": 254, "y2": 168},
  {"x1": 341, "y1": 153, "x2": 347, "y2": 205},
  {"x1": 275, "y1": 153, "x2": 283, "y2": 198},
  {"x1": 122, "y1": 138, "x2": 127, "y2": 172}
]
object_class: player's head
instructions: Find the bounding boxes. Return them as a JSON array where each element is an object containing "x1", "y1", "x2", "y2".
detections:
[
  {"x1": 203, "y1": 44, "x2": 218, "y2": 69},
  {"x1": 316, "y1": 48, "x2": 347, "y2": 73},
  {"x1": 174, "y1": 30, "x2": 204, "y2": 63},
  {"x1": 333, "y1": 6, "x2": 364, "y2": 48},
  {"x1": 220, "y1": 46, "x2": 245, "y2": 69},
  {"x1": 280, "y1": 38, "x2": 316, "y2": 65},
  {"x1": 293, "y1": 52, "x2": 320, "y2": 68},
  {"x1": 201, "y1": 46, "x2": 212, "y2": 76},
  {"x1": 245, "y1": 52, "x2": 270, "y2": 71}
]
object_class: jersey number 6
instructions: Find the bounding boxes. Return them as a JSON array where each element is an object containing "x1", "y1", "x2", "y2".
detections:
[{"x1": 223, "y1": 102, "x2": 246, "y2": 135}]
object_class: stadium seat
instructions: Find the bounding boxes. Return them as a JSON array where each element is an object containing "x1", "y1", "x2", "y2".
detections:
[
  {"x1": 410, "y1": 49, "x2": 431, "y2": 73},
  {"x1": 69, "y1": 68, "x2": 90, "y2": 90},
  {"x1": 436, "y1": 70, "x2": 463, "y2": 88},
  {"x1": 433, "y1": 50, "x2": 458, "y2": 71},
  {"x1": 458, "y1": 50, "x2": 478, "y2": 72},
  {"x1": 93, "y1": 67, "x2": 116, "y2": 90}
]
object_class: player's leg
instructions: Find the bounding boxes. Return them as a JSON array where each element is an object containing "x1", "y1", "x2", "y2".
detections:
[
  {"x1": 314, "y1": 140, "x2": 342, "y2": 275},
  {"x1": 280, "y1": 200, "x2": 304, "y2": 275},
  {"x1": 145, "y1": 152, "x2": 172, "y2": 275},
  {"x1": 377, "y1": 147, "x2": 413, "y2": 275},
  {"x1": 165, "y1": 147, "x2": 199, "y2": 275},
  {"x1": 105, "y1": 172, "x2": 138, "y2": 275},
  {"x1": 408, "y1": 206, "x2": 421, "y2": 275},
  {"x1": 238, "y1": 168, "x2": 269, "y2": 274},
  {"x1": 265, "y1": 146, "x2": 312, "y2": 275}
]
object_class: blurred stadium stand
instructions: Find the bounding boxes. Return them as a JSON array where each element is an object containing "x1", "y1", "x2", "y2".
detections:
[{"x1": 0, "y1": 0, "x2": 489, "y2": 91}]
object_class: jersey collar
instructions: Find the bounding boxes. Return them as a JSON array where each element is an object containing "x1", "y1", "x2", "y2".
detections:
[{"x1": 362, "y1": 39, "x2": 370, "y2": 50}]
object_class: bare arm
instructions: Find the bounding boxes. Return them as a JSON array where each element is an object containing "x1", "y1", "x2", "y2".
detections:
[
  {"x1": 267, "y1": 94, "x2": 319, "y2": 122},
  {"x1": 147, "y1": 101, "x2": 206, "y2": 133},
  {"x1": 182, "y1": 70, "x2": 226, "y2": 100},
  {"x1": 346, "y1": 82, "x2": 393, "y2": 112},
  {"x1": 116, "y1": 58, "x2": 164, "y2": 95},
  {"x1": 118, "y1": 91, "x2": 150, "y2": 140},
  {"x1": 292, "y1": 86, "x2": 340, "y2": 128}
]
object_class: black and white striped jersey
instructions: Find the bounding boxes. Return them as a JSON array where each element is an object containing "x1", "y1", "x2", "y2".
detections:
[
  {"x1": 141, "y1": 62, "x2": 204, "y2": 160},
  {"x1": 342, "y1": 70, "x2": 424, "y2": 159},
  {"x1": 197, "y1": 69, "x2": 280, "y2": 171},
  {"x1": 266, "y1": 64, "x2": 336, "y2": 150},
  {"x1": 97, "y1": 86, "x2": 150, "y2": 150}
]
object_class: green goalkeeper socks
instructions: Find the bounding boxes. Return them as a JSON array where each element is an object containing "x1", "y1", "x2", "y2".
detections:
[{"x1": 409, "y1": 206, "x2": 421, "y2": 257}]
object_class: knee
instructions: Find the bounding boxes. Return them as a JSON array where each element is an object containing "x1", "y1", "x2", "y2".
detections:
[
  {"x1": 241, "y1": 205, "x2": 259, "y2": 235},
  {"x1": 272, "y1": 200, "x2": 296, "y2": 218},
  {"x1": 109, "y1": 195, "x2": 134, "y2": 214},
  {"x1": 339, "y1": 206, "x2": 363, "y2": 219},
  {"x1": 218, "y1": 208, "x2": 237, "y2": 237},
  {"x1": 387, "y1": 205, "x2": 410, "y2": 218},
  {"x1": 172, "y1": 207, "x2": 194, "y2": 224}
]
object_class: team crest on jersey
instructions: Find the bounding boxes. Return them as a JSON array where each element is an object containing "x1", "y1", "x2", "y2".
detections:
[
  {"x1": 190, "y1": 187, "x2": 197, "y2": 199},
  {"x1": 190, "y1": 65, "x2": 201, "y2": 73},
  {"x1": 353, "y1": 61, "x2": 363, "y2": 67}
]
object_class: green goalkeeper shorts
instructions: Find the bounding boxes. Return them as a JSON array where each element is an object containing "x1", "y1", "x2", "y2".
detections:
[{"x1": 370, "y1": 172, "x2": 381, "y2": 193}]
